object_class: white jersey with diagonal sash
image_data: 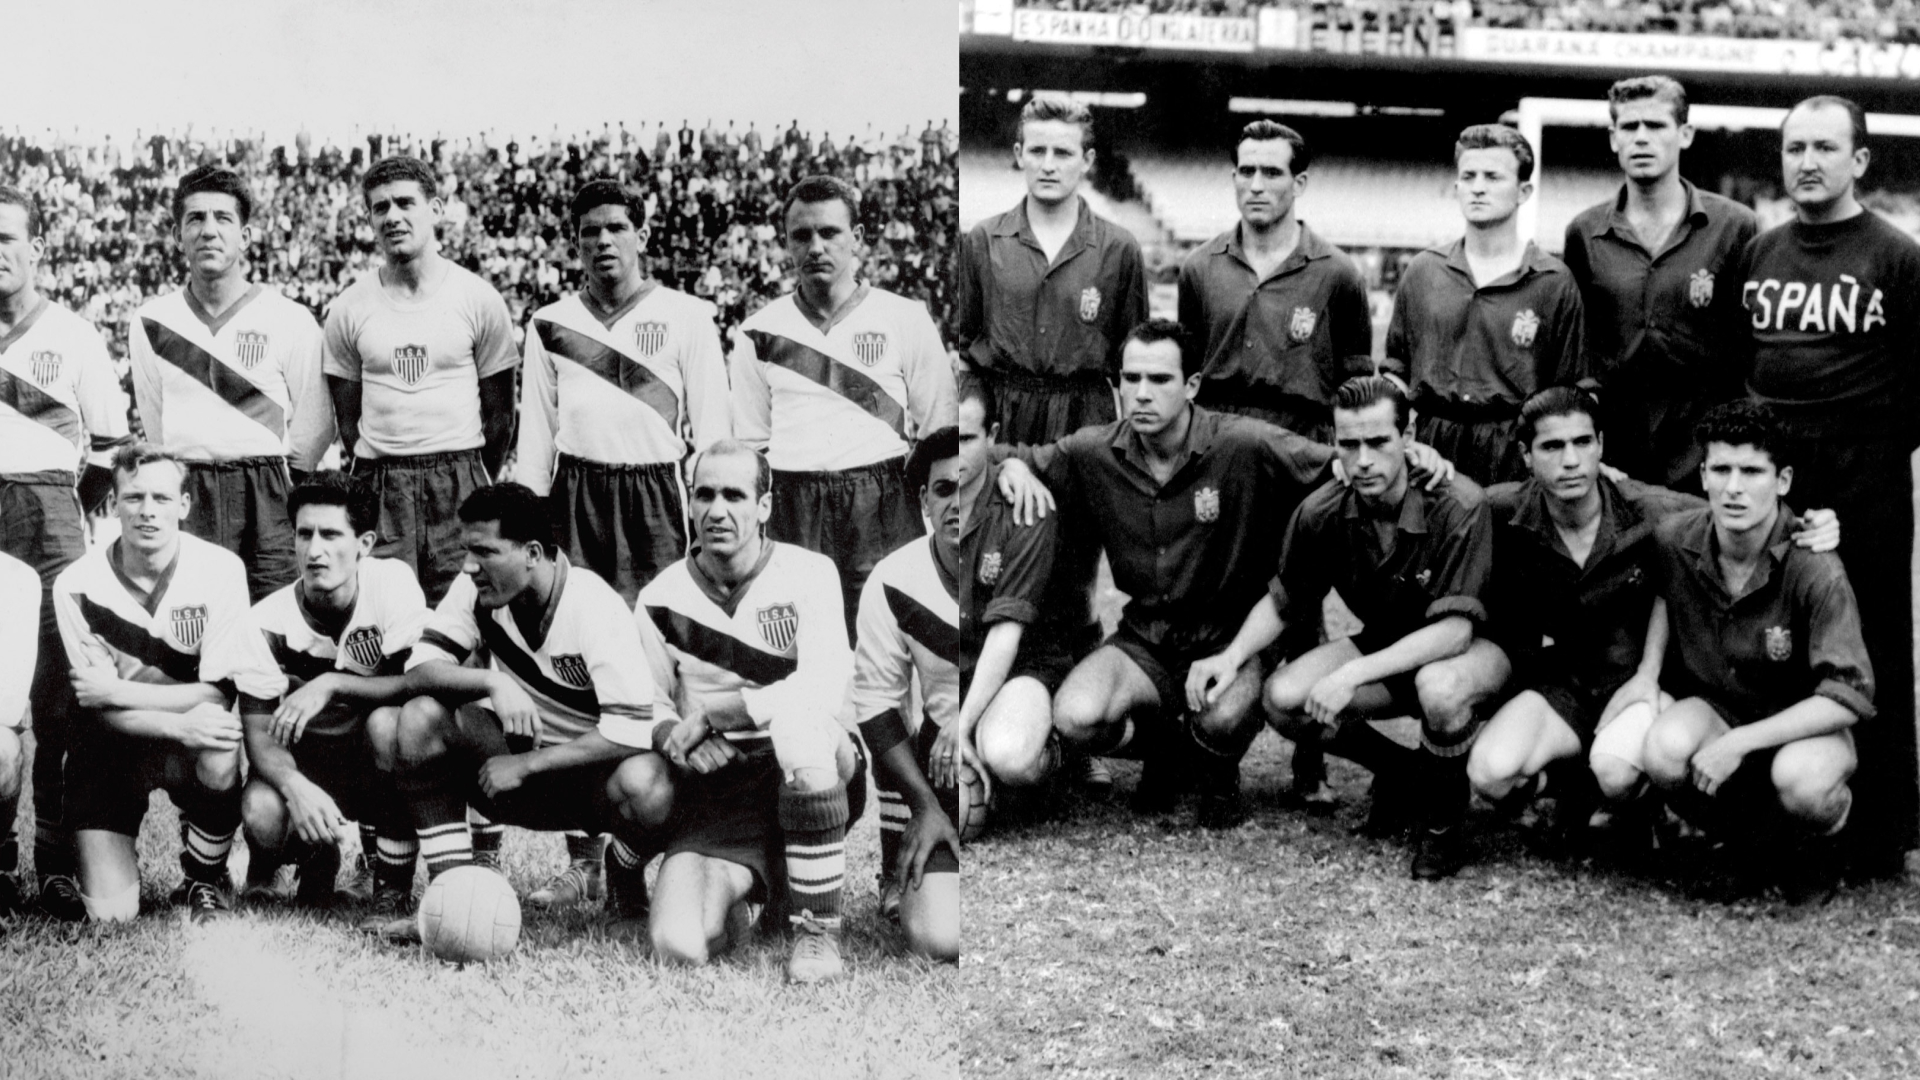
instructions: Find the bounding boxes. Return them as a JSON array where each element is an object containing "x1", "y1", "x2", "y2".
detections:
[
  {"x1": 201, "y1": 557, "x2": 429, "y2": 737},
  {"x1": 634, "y1": 541, "x2": 853, "y2": 748},
  {"x1": 0, "y1": 550, "x2": 39, "y2": 728},
  {"x1": 515, "y1": 286, "x2": 732, "y2": 495},
  {"x1": 406, "y1": 556, "x2": 654, "y2": 749},
  {"x1": 52, "y1": 532, "x2": 252, "y2": 687},
  {"x1": 730, "y1": 286, "x2": 954, "y2": 472},
  {"x1": 128, "y1": 285, "x2": 333, "y2": 470},
  {"x1": 0, "y1": 297, "x2": 130, "y2": 475},
  {"x1": 852, "y1": 536, "x2": 958, "y2": 735}
]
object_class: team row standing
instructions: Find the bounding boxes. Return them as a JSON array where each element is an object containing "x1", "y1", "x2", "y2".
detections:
[
  {"x1": 0, "y1": 158, "x2": 958, "y2": 978},
  {"x1": 957, "y1": 83, "x2": 1918, "y2": 882}
]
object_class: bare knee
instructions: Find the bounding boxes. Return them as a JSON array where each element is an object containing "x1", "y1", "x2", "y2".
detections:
[
  {"x1": 1774, "y1": 747, "x2": 1855, "y2": 830},
  {"x1": 1414, "y1": 663, "x2": 1477, "y2": 734},
  {"x1": 1590, "y1": 754, "x2": 1643, "y2": 802},
  {"x1": 396, "y1": 696, "x2": 453, "y2": 764},
  {"x1": 197, "y1": 746, "x2": 240, "y2": 791},
  {"x1": 651, "y1": 915, "x2": 713, "y2": 966},
  {"x1": 1049, "y1": 685, "x2": 1106, "y2": 745},
  {"x1": 366, "y1": 706, "x2": 402, "y2": 771},
  {"x1": 1640, "y1": 718, "x2": 1700, "y2": 787},
  {"x1": 1263, "y1": 664, "x2": 1312, "y2": 723},
  {"x1": 609, "y1": 754, "x2": 674, "y2": 829},
  {"x1": 240, "y1": 780, "x2": 289, "y2": 847},
  {"x1": 1465, "y1": 737, "x2": 1521, "y2": 800}
]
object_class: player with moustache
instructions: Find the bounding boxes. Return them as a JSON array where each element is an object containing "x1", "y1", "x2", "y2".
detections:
[
  {"x1": 1200, "y1": 376, "x2": 1503, "y2": 879},
  {"x1": 731, "y1": 175, "x2": 954, "y2": 639},
  {"x1": 0, "y1": 551, "x2": 41, "y2": 915},
  {"x1": 0, "y1": 184, "x2": 132, "y2": 920},
  {"x1": 129, "y1": 164, "x2": 334, "y2": 603},
  {"x1": 852, "y1": 428, "x2": 963, "y2": 960},
  {"x1": 1636, "y1": 402, "x2": 1873, "y2": 898},
  {"x1": 629, "y1": 441, "x2": 868, "y2": 983},
  {"x1": 203, "y1": 472, "x2": 430, "y2": 918},
  {"x1": 1561, "y1": 77, "x2": 1757, "y2": 491},
  {"x1": 1384, "y1": 125, "x2": 1586, "y2": 484},
  {"x1": 53, "y1": 445, "x2": 254, "y2": 922},
  {"x1": 1737, "y1": 95, "x2": 1920, "y2": 878},
  {"x1": 1462, "y1": 388, "x2": 1837, "y2": 865}
]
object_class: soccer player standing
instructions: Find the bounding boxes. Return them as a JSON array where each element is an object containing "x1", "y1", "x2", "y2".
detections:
[
  {"x1": 1178, "y1": 121, "x2": 1373, "y2": 442},
  {"x1": 129, "y1": 164, "x2": 334, "y2": 602},
  {"x1": 0, "y1": 551, "x2": 39, "y2": 915},
  {"x1": 1385, "y1": 125, "x2": 1585, "y2": 484},
  {"x1": 0, "y1": 184, "x2": 132, "y2": 920},
  {"x1": 1739, "y1": 96, "x2": 1920, "y2": 877},
  {"x1": 1562, "y1": 77, "x2": 1757, "y2": 490},
  {"x1": 322, "y1": 155, "x2": 519, "y2": 607},
  {"x1": 731, "y1": 175, "x2": 954, "y2": 635}
]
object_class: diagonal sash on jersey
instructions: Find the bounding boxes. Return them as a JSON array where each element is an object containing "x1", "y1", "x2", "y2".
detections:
[
  {"x1": 478, "y1": 618, "x2": 601, "y2": 717},
  {"x1": 264, "y1": 631, "x2": 339, "y2": 684},
  {"x1": 76, "y1": 595, "x2": 201, "y2": 684},
  {"x1": 883, "y1": 585, "x2": 958, "y2": 660},
  {"x1": 646, "y1": 606, "x2": 798, "y2": 685},
  {"x1": 537, "y1": 320, "x2": 681, "y2": 431},
  {"x1": 141, "y1": 319, "x2": 286, "y2": 436},
  {"x1": 0, "y1": 367, "x2": 81, "y2": 444},
  {"x1": 743, "y1": 330, "x2": 906, "y2": 437}
]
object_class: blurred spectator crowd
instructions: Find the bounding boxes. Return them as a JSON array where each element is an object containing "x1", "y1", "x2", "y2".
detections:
[{"x1": 0, "y1": 119, "x2": 959, "y2": 364}]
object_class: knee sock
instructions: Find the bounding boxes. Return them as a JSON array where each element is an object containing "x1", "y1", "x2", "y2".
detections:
[
  {"x1": 33, "y1": 813, "x2": 70, "y2": 880},
  {"x1": 358, "y1": 822, "x2": 378, "y2": 864},
  {"x1": 564, "y1": 831, "x2": 603, "y2": 866},
  {"x1": 0, "y1": 797, "x2": 17, "y2": 875},
  {"x1": 1290, "y1": 743, "x2": 1327, "y2": 790},
  {"x1": 1325, "y1": 722, "x2": 1419, "y2": 779},
  {"x1": 779, "y1": 783, "x2": 849, "y2": 928},
  {"x1": 876, "y1": 781, "x2": 907, "y2": 879},
  {"x1": 374, "y1": 833, "x2": 419, "y2": 895},
  {"x1": 469, "y1": 810, "x2": 504, "y2": 863},
  {"x1": 1420, "y1": 752, "x2": 1470, "y2": 831},
  {"x1": 176, "y1": 782, "x2": 242, "y2": 886},
  {"x1": 398, "y1": 755, "x2": 471, "y2": 879}
]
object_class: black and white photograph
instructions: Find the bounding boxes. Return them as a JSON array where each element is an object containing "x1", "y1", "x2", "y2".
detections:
[
  {"x1": 960, "y1": 0, "x2": 1920, "y2": 1074},
  {"x1": 1, "y1": 1, "x2": 959, "y2": 1077}
]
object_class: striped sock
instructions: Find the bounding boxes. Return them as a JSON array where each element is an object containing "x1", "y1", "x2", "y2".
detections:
[
  {"x1": 179, "y1": 820, "x2": 236, "y2": 885},
  {"x1": 469, "y1": 814, "x2": 504, "y2": 867},
  {"x1": 779, "y1": 783, "x2": 849, "y2": 927},
  {"x1": 418, "y1": 823, "x2": 473, "y2": 879},
  {"x1": 0, "y1": 799, "x2": 17, "y2": 874},
  {"x1": 359, "y1": 823, "x2": 378, "y2": 863},
  {"x1": 375, "y1": 833, "x2": 419, "y2": 893},
  {"x1": 876, "y1": 784, "x2": 908, "y2": 878}
]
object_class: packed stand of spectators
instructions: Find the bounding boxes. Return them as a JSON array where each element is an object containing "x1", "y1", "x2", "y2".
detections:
[
  {"x1": 0, "y1": 119, "x2": 958, "y2": 368},
  {"x1": 1014, "y1": 0, "x2": 1920, "y2": 43}
]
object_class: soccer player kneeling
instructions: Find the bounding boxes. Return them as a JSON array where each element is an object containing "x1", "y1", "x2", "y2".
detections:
[
  {"x1": 54, "y1": 445, "x2": 254, "y2": 922},
  {"x1": 630, "y1": 441, "x2": 868, "y2": 983}
]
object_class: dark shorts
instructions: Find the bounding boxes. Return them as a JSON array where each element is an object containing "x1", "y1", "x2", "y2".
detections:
[
  {"x1": 0, "y1": 473, "x2": 85, "y2": 781},
  {"x1": 464, "y1": 737, "x2": 626, "y2": 834},
  {"x1": 279, "y1": 726, "x2": 406, "y2": 831},
  {"x1": 769, "y1": 457, "x2": 924, "y2": 642},
  {"x1": 184, "y1": 456, "x2": 295, "y2": 603},
  {"x1": 1195, "y1": 386, "x2": 1331, "y2": 444},
  {"x1": 663, "y1": 736, "x2": 869, "y2": 904},
  {"x1": 1533, "y1": 677, "x2": 1620, "y2": 746},
  {"x1": 1413, "y1": 407, "x2": 1525, "y2": 486},
  {"x1": 550, "y1": 455, "x2": 686, "y2": 606},
  {"x1": 1341, "y1": 629, "x2": 1423, "y2": 716},
  {"x1": 983, "y1": 367, "x2": 1115, "y2": 447},
  {"x1": 353, "y1": 448, "x2": 491, "y2": 606},
  {"x1": 1007, "y1": 620, "x2": 1092, "y2": 695},
  {"x1": 66, "y1": 720, "x2": 215, "y2": 836}
]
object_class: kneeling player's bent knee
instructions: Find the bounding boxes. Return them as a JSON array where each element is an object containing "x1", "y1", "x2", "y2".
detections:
[
  {"x1": 395, "y1": 696, "x2": 454, "y2": 763},
  {"x1": 608, "y1": 754, "x2": 675, "y2": 829},
  {"x1": 196, "y1": 746, "x2": 241, "y2": 792},
  {"x1": 366, "y1": 706, "x2": 402, "y2": 771},
  {"x1": 1773, "y1": 736, "x2": 1857, "y2": 829},
  {"x1": 240, "y1": 780, "x2": 290, "y2": 847},
  {"x1": 1640, "y1": 701, "x2": 1718, "y2": 785},
  {"x1": 650, "y1": 913, "x2": 713, "y2": 966},
  {"x1": 977, "y1": 680, "x2": 1053, "y2": 788},
  {"x1": 1263, "y1": 663, "x2": 1314, "y2": 722}
]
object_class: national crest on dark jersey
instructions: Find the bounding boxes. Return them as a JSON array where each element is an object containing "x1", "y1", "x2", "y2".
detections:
[
  {"x1": 1687, "y1": 270, "x2": 1714, "y2": 310},
  {"x1": 979, "y1": 551, "x2": 1003, "y2": 585},
  {"x1": 1079, "y1": 286, "x2": 1102, "y2": 323},
  {"x1": 852, "y1": 331, "x2": 888, "y2": 367},
  {"x1": 392, "y1": 344, "x2": 429, "y2": 386},
  {"x1": 1194, "y1": 486, "x2": 1221, "y2": 524},
  {"x1": 171, "y1": 605, "x2": 208, "y2": 649},
  {"x1": 29, "y1": 350, "x2": 61, "y2": 386},
  {"x1": 633, "y1": 322, "x2": 667, "y2": 357},
  {"x1": 342, "y1": 625, "x2": 385, "y2": 671},
  {"x1": 1511, "y1": 309, "x2": 1540, "y2": 348},
  {"x1": 1764, "y1": 625, "x2": 1792, "y2": 662},
  {"x1": 235, "y1": 331, "x2": 269, "y2": 370},
  {"x1": 550, "y1": 652, "x2": 592, "y2": 688},
  {"x1": 756, "y1": 602, "x2": 799, "y2": 652},
  {"x1": 1288, "y1": 307, "x2": 1317, "y2": 343}
]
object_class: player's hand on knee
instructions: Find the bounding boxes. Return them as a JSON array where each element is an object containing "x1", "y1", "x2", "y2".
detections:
[
  {"x1": 1689, "y1": 738, "x2": 1744, "y2": 797},
  {"x1": 176, "y1": 702, "x2": 244, "y2": 752},
  {"x1": 684, "y1": 733, "x2": 741, "y2": 775},
  {"x1": 1791, "y1": 508, "x2": 1840, "y2": 553},
  {"x1": 1185, "y1": 651, "x2": 1241, "y2": 714},
  {"x1": 287, "y1": 780, "x2": 349, "y2": 847},
  {"x1": 479, "y1": 753, "x2": 534, "y2": 798},
  {"x1": 929, "y1": 723, "x2": 973, "y2": 792},
  {"x1": 486, "y1": 675, "x2": 541, "y2": 739},
  {"x1": 1597, "y1": 671, "x2": 1661, "y2": 733},
  {"x1": 69, "y1": 665, "x2": 125, "y2": 710},
  {"x1": 663, "y1": 711, "x2": 711, "y2": 769},
  {"x1": 1403, "y1": 442, "x2": 1456, "y2": 491},
  {"x1": 273, "y1": 674, "x2": 339, "y2": 746},
  {"x1": 1305, "y1": 671, "x2": 1358, "y2": 729},
  {"x1": 899, "y1": 806, "x2": 961, "y2": 890},
  {"x1": 995, "y1": 459, "x2": 1054, "y2": 526}
]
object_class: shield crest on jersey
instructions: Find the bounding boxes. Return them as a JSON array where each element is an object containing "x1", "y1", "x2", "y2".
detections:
[
  {"x1": 633, "y1": 322, "x2": 668, "y2": 357},
  {"x1": 1079, "y1": 287, "x2": 1101, "y2": 324},
  {"x1": 756, "y1": 603, "x2": 799, "y2": 652},
  {"x1": 1288, "y1": 307, "x2": 1317, "y2": 344},
  {"x1": 342, "y1": 626, "x2": 385, "y2": 671},
  {"x1": 852, "y1": 331, "x2": 887, "y2": 367},
  {"x1": 170, "y1": 605, "x2": 208, "y2": 650},
  {"x1": 29, "y1": 350, "x2": 60, "y2": 386},
  {"x1": 1688, "y1": 269, "x2": 1714, "y2": 309},
  {"x1": 392, "y1": 344, "x2": 429, "y2": 386},
  {"x1": 550, "y1": 653, "x2": 591, "y2": 688},
  {"x1": 979, "y1": 551, "x2": 1003, "y2": 585},
  {"x1": 234, "y1": 331, "x2": 269, "y2": 370},
  {"x1": 1765, "y1": 625, "x2": 1792, "y2": 662},
  {"x1": 1511, "y1": 309, "x2": 1540, "y2": 348},
  {"x1": 1194, "y1": 486, "x2": 1220, "y2": 523}
]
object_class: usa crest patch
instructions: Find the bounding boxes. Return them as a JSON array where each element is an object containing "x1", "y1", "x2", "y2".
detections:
[
  {"x1": 1078, "y1": 286, "x2": 1101, "y2": 324},
  {"x1": 1194, "y1": 486, "x2": 1220, "y2": 523},
  {"x1": 1288, "y1": 307, "x2": 1317, "y2": 344},
  {"x1": 1511, "y1": 309, "x2": 1540, "y2": 348},
  {"x1": 342, "y1": 626, "x2": 385, "y2": 671},
  {"x1": 1687, "y1": 269, "x2": 1714, "y2": 309},
  {"x1": 392, "y1": 344, "x2": 429, "y2": 386},
  {"x1": 234, "y1": 331, "x2": 269, "y2": 370},
  {"x1": 1764, "y1": 625, "x2": 1792, "y2": 662},
  {"x1": 979, "y1": 551, "x2": 1003, "y2": 585},
  {"x1": 29, "y1": 351, "x2": 61, "y2": 386},
  {"x1": 170, "y1": 605, "x2": 208, "y2": 650},
  {"x1": 550, "y1": 653, "x2": 592, "y2": 688},
  {"x1": 633, "y1": 321, "x2": 667, "y2": 357},
  {"x1": 852, "y1": 331, "x2": 888, "y2": 368},
  {"x1": 757, "y1": 603, "x2": 799, "y2": 652}
]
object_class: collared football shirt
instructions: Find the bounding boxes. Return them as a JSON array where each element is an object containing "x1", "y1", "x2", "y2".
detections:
[
  {"x1": 1178, "y1": 220, "x2": 1374, "y2": 428},
  {"x1": 958, "y1": 197, "x2": 1148, "y2": 380},
  {"x1": 53, "y1": 532, "x2": 251, "y2": 687},
  {"x1": 852, "y1": 535, "x2": 958, "y2": 737},
  {"x1": 515, "y1": 285, "x2": 732, "y2": 495},
  {"x1": 1655, "y1": 505, "x2": 1875, "y2": 724},
  {"x1": 0, "y1": 550, "x2": 39, "y2": 728},
  {"x1": 1016, "y1": 407, "x2": 1332, "y2": 658},
  {"x1": 0, "y1": 296, "x2": 130, "y2": 475},
  {"x1": 1385, "y1": 239, "x2": 1586, "y2": 408},
  {"x1": 129, "y1": 284, "x2": 334, "y2": 470},
  {"x1": 958, "y1": 473, "x2": 1058, "y2": 683}
]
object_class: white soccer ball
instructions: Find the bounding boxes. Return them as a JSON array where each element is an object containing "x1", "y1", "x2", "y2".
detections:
[
  {"x1": 417, "y1": 866, "x2": 521, "y2": 963},
  {"x1": 956, "y1": 761, "x2": 990, "y2": 842}
]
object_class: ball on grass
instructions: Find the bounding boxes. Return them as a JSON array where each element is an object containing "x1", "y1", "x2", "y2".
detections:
[
  {"x1": 417, "y1": 866, "x2": 520, "y2": 963},
  {"x1": 956, "y1": 761, "x2": 990, "y2": 842}
]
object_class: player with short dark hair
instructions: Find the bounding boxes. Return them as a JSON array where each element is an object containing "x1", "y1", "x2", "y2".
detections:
[
  {"x1": 731, "y1": 175, "x2": 954, "y2": 637},
  {"x1": 1384, "y1": 124, "x2": 1586, "y2": 483},
  {"x1": 130, "y1": 164, "x2": 334, "y2": 602},
  {"x1": 53, "y1": 444, "x2": 253, "y2": 922},
  {"x1": 1178, "y1": 120, "x2": 1373, "y2": 442},
  {"x1": 631, "y1": 440, "x2": 869, "y2": 982},
  {"x1": 1, "y1": 183, "x2": 134, "y2": 919},
  {"x1": 1740, "y1": 95, "x2": 1920, "y2": 876},
  {"x1": 0, "y1": 551, "x2": 40, "y2": 915},
  {"x1": 1562, "y1": 76, "x2": 1757, "y2": 491}
]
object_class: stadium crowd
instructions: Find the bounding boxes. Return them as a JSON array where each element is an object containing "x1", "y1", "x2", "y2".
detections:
[{"x1": 0, "y1": 120, "x2": 957, "y2": 368}]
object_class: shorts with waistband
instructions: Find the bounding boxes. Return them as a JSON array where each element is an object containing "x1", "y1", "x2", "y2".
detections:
[
  {"x1": 351, "y1": 448, "x2": 490, "y2": 606},
  {"x1": 981, "y1": 366, "x2": 1116, "y2": 447},
  {"x1": 1196, "y1": 385, "x2": 1332, "y2": 444},
  {"x1": 550, "y1": 454, "x2": 686, "y2": 605},
  {"x1": 1412, "y1": 397, "x2": 1524, "y2": 485},
  {"x1": 769, "y1": 456, "x2": 924, "y2": 643},
  {"x1": 183, "y1": 456, "x2": 295, "y2": 603}
]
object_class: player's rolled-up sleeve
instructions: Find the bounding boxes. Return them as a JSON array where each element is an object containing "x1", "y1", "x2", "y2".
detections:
[
  {"x1": 195, "y1": 557, "x2": 257, "y2": 694},
  {"x1": 376, "y1": 562, "x2": 431, "y2": 657},
  {"x1": 1423, "y1": 494, "x2": 1494, "y2": 625},
  {"x1": 408, "y1": 576, "x2": 482, "y2": 669},
  {"x1": 581, "y1": 591, "x2": 656, "y2": 749},
  {"x1": 199, "y1": 608, "x2": 289, "y2": 703},
  {"x1": 1271, "y1": 500, "x2": 1331, "y2": 625},
  {"x1": 320, "y1": 303, "x2": 361, "y2": 381},
  {"x1": 1804, "y1": 562, "x2": 1876, "y2": 722},
  {"x1": 982, "y1": 512, "x2": 1058, "y2": 627},
  {"x1": 471, "y1": 283, "x2": 521, "y2": 378}
]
